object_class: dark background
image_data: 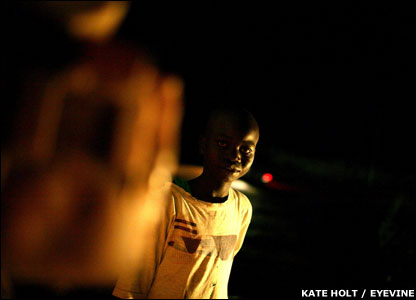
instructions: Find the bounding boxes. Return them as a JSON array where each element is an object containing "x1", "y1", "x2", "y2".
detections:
[
  {"x1": 116, "y1": 2, "x2": 415, "y2": 176},
  {"x1": 117, "y1": 6, "x2": 414, "y2": 297},
  {"x1": 4, "y1": 2, "x2": 415, "y2": 298}
]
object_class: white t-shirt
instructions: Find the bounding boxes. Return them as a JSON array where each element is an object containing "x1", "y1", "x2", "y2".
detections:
[{"x1": 113, "y1": 182, "x2": 252, "y2": 299}]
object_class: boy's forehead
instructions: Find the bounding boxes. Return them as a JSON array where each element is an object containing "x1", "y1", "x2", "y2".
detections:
[{"x1": 207, "y1": 113, "x2": 259, "y2": 143}]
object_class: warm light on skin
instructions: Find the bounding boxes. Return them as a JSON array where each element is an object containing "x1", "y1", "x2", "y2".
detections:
[
  {"x1": 174, "y1": 165, "x2": 204, "y2": 180},
  {"x1": 67, "y1": 2, "x2": 130, "y2": 42}
]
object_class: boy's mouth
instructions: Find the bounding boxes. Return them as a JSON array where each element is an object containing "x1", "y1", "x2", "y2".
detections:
[{"x1": 222, "y1": 165, "x2": 241, "y2": 173}]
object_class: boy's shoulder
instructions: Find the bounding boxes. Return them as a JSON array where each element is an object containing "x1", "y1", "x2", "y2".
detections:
[
  {"x1": 230, "y1": 188, "x2": 252, "y2": 211},
  {"x1": 170, "y1": 178, "x2": 251, "y2": 209}
]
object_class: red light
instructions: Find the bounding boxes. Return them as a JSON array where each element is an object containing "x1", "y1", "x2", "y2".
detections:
[{"x1": 261, "y1": 173, "x2": 273, "y2": 183}]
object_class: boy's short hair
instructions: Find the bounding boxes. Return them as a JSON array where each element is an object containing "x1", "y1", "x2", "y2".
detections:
[{"x1": 202, "y1": 105, "x2": 259, "y2": 138}]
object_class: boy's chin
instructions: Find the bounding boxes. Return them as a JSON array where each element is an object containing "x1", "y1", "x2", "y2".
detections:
[
  {"x1": 206, "y1": 166, "x2": 245, "y2": 183},
  {"x1": 218, "y1": 172, "x2": 243, "y2": 183}
]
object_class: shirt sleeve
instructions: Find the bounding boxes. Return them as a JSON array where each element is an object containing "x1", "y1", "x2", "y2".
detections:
[
  {"x1": 233, "y1": 191, "x2": 253, "y2": 258},
  {"x1": 112, "y1": 187, "x2": 176, "y2": 299}
]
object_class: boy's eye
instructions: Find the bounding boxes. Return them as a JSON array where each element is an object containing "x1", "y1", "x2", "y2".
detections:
[
  {"x1": 217, "y1": 140, "x2": 228, "y2": 148},
  {"x1": 240, "y1": 147, "x2": 253, "y2": 155}
]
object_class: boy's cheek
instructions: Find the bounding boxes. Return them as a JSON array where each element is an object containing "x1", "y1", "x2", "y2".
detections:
[
  {"x1": 205, "y1": 149, "x2": 223, "y2": 164},
  {"x1": 242, "y1": 157, "x2": 254, "y2": 169}
]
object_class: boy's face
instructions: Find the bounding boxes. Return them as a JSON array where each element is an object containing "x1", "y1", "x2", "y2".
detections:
[{"x1": 201, "y1": 114, "x2": 259, "y2": 183}]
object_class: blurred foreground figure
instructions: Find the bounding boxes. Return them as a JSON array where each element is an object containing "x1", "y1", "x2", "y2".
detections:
[
  {"x1": 22, "y1": 1, "x2": 131, "y2": 43},
  {"x1": 2, "y1": 2, "x2": 183, "y2": 297}
]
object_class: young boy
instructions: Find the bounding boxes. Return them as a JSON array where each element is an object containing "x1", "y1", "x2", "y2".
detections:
[{"x1": 113, "y1": 106, "x2": 259, "y2": 299}]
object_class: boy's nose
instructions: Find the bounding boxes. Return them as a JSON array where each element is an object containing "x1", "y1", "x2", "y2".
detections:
[{"x1": 226, "y1": 147, "x2": 241, "y2": 163}]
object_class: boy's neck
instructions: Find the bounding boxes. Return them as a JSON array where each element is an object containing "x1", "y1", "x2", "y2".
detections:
[{"x1": 188, "y1": 172, "x2": 232, "y2": 203}]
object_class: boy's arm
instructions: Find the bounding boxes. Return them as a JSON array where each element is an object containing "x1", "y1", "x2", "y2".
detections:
[{"x1": 112, "y1": 191, "x2": 176, "y2": 299}]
